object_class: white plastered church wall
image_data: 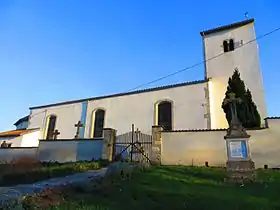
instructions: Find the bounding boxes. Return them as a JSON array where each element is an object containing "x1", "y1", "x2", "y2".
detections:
[
  {"x1": 204, "y1": 22, "x2": 267, "y2": 129},
  {"x1": 84, "y1": 83, "x2": 208, "y2": 136},
  {"x1": 28, "y1": 103, "x2": 83, "y2": 139}
]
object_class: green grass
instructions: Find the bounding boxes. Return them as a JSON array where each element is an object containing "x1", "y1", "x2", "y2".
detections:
[
  {"x1": 0, "y1": 161, "x2": 106, "y2": 187},
  {"x1": 50, "y1": 166, "x2": 280, "y2": 210}
]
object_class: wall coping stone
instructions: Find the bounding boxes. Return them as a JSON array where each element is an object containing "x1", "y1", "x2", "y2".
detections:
[{"x1": 39, "y1": 138, "x2": 103, "y2": 142}]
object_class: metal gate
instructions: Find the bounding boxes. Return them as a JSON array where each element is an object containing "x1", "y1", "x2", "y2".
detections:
[{"x1": 113, "y1": 124, "x2": 152, "y2": 162}]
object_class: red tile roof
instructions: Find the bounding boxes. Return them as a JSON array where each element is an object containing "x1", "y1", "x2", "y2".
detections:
[{"x1": 0, "y1": 129, "x2": 39, "y2": 137}]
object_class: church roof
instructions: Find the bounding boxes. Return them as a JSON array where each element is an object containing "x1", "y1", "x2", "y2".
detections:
[
  {"x1": 14, "y1": 115, "x2": 29, "y2": 126},
  {"x1": 29, "y1": 79, "x2": 208, "y2": 110},
  {"x1": 200, "y1": 18, "x2": 254, "y2": 36},
  {"x1": 0, "y1": 128, "x2": 39, "y2": 138},
  {"x1": 264, "y1": 117, "x2": 280, "y2": 120}
]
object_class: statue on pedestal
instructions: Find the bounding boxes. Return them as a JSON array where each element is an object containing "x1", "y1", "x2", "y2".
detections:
[
  {"x1": 223, "y1": 92, "x2": 255, "y2": 182},
  {"x1": 223, "y1": 92, "x2": 250, "y2": 138}
]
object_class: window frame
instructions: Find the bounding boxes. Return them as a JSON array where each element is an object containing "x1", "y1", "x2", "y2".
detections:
[
  {"x1": 154, "y1": 100, "x2": 173, "y2": 131},
  {"x1": 90, "y1": 108, "x2": 106, "y2": 138},
  {"x1": 44, "y1": 114, "x2": 57, "y2": 140}
]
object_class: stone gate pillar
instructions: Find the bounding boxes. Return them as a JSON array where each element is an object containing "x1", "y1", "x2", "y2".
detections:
[
  {"x1": 102, "y1": 128, "x2": 116, "y2": 162},
  {"x1": 151, "y1": 126, "x2": 163, "y2": 165}
]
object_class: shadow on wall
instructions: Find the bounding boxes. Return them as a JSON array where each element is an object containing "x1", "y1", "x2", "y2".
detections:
[
  {"x1": 0, "y1": 148, "x2": 38, "y2": 163},
  {"x1": 38, "y1": 143, "x2": 75, "y2": 162},
  {"x1": 38, "y1": 140, "x2": 103, "y2": 163},
  {"x1": 76, "y1": 140, "x2": 103, "y2": 161}
]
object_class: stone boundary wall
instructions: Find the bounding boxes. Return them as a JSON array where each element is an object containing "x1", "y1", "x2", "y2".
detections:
[
  {"x1": 159, "y1": 118, "x2": 280, "y2": 169},
  {"x1": 38, "y1": 139, "x2": 103, "y2": 163},
  {"x1": 0, "y1": 147, "x2": 38, "y2": 163}
]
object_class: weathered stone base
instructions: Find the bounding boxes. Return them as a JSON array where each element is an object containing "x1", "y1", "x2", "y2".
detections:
[
  {"x1": 226, "y1": 160, "x2": 255, "y2": 183},
  {"x1": 227, "y1": 159, "x2": 255, "y2": 170}
]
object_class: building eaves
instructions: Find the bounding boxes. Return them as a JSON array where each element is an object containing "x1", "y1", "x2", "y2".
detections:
[
  {"x1": 161, "y1": 127, "x2": 266, "y2": 132},
  {"x1": 161, "y1": 128, "x2": 227, "y2": 133},
  {"x1": 29, "y1": 79, "x2": 208, "y2": 110},
  {"x1": 200, "y1": 19, "x2": 254, "y2": 36},
  {"x1": 264, "y1": 117, "x2": 280, "y2": 120}
]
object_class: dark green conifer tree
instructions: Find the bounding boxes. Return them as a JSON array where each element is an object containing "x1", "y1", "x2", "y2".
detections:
[{"x1": 222, "y1": 69, "x2": 261, "y2": 128}]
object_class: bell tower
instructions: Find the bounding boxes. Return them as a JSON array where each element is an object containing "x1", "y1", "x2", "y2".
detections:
[{"x1": 201, "y1": 19, "x2": 267, "y2": 129}]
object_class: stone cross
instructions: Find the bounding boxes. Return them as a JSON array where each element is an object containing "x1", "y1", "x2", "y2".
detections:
[
  {"x1": 223, "y1": 92, "x2": 242, "y2": 125},
  {"x1": 74, "y1": 120, "x2": 84, "y2": 139},
  {"x1": 53, "y1": 129, "x2": 60, "y2": 140}
]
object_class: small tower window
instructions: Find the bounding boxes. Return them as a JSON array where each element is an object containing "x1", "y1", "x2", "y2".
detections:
[
  {"x1": 223, "y1": 40, "x2": 229, "y2": 52},
  {"x1": 229, "y1": 39, "x2": 234, "y2": 51},
  {"x1": 223, "y1": 39, "x2": 235, "y2": 53}
]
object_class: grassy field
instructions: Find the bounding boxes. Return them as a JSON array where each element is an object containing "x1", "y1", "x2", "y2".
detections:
[
  {"x1": 0, "y1": 160, "x2": 106, "y2": 187},
  {"x1": 27, "y1": 165, "x2": 280, "y2": 210}
]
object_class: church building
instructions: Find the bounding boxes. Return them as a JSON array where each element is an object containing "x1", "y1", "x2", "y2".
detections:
[{"x1": 27, "y1": 18, "x2": 267, "y2": 139}]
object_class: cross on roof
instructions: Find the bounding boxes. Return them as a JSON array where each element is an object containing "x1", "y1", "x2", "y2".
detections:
[
  {"x1": 74, "y1": 120, "x2": 84, "y2": 139},
  {"x1": 53, "y1": 129, "x2": 60, "y2": 140}
]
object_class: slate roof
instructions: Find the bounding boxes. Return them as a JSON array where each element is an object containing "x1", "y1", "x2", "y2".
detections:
[
  {"x1": 264, "y1": 117, "x2": 280, "y2": 120},
  {"x1": 14, "y1": 115, "x2": 29, "y2": 126},
  {"x1": 200, "y1": 19, "x2": 254, "y2": 36},
  {"x1": 0, "y1": 128, "x2": 39, "y2": 138},
  {"x1": 29, "y1": 79, "x2": 208, "y2": 110}
]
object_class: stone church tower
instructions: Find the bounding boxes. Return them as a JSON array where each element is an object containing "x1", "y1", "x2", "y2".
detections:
[{"x1": 201, "y1": 19, "x2": 267, "y2": 129}]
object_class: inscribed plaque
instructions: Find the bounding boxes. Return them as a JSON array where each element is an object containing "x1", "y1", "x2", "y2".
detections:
[{"x1": 230, "y1": 141, "x2": 243, "y2": 158}]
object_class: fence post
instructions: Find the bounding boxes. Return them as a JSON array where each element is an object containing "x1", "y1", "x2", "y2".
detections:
[
  {"x1": 130, "y1": 124, "x2": 134, "y2": 162},
  {"x1": 102, "y1": 128, "x2": 117, "y2": 162},
  {"x1": 151, "y1": 126, "x2": 163, "y2": 165}
]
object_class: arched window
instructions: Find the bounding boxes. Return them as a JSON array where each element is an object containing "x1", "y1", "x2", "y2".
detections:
[
  {"x1": 229, "y1": 39, "x2": 234, "y2": 51},
  {"x1": 92, "y1": 109, "x2": 105, "y2": 138},
  {"x1": 223, "y1": 40, "x2": 229, "y2": 52},
  {"x1": 157, "y1": 101, "x2": 172, "y2": 131},
  {"x1": 45, "y1": 115, "x2": 57, "y2": 139}
]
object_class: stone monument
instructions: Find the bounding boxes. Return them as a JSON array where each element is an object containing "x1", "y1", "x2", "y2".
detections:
[{"x1": 223, "y1": 93, "x2": 255, "y2": 181}]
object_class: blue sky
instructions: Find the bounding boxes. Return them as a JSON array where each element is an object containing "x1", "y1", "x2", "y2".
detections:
[{"x1": 0, "y1": 0, "x2": 279, "y2": 131}]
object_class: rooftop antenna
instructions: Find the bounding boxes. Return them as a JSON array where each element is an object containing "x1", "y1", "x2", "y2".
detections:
[{"x1": 244, "y1": 12, "x2": 249, "y2": 19}]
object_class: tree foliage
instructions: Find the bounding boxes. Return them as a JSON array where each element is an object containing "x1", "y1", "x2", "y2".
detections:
[{"x1": 222, "y1": 69, "x2": 261, "y2": 128}]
